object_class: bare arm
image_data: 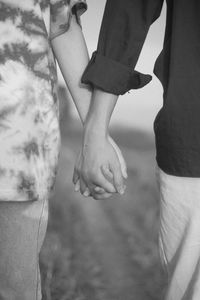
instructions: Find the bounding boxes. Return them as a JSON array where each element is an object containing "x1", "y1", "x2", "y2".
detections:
[
  {"x1": 76, "y1": 0, "x2": 164, "y2": 197},
  {"x1": 50, "y1": 15, "x2": 91, "y2": 124},
  {"x1": 78, "y1": 89, "x2": 126, "y2": 197},
  {"x1": 50, "y1": 16, "x2": 127, "y2": 197},
  {"x1": 84, "y1": 89, "x2": 118, "y2": 136}
]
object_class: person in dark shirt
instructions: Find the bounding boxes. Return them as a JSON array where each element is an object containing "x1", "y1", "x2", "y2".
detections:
[{"x1": 73, "y1": 0, "x2": 200, "y2": 298}]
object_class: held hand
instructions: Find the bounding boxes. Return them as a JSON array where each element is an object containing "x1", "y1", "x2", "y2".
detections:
[
  {"x1": 108, "y1": 136, "x2": 127, "y2": 179},
  {"x1": 73, "y1": 150, "x2": 115, "y2": 200},
  {"x1": 73, "y1": 134, "x2": 127, "y2": 199},
  {"x1": 93, "y1": 136, "x2": 127, "y2": 196}
]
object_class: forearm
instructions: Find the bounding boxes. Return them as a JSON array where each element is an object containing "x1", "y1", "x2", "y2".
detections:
[
  {"x1": 84, "y1": 89, "x2": 118, "y2": 138},
  {"x1": 50, "y1": 15, "x2": 91, "y2": 124}
]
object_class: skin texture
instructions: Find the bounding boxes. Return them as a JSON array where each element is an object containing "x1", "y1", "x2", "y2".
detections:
[
  {"x1": 51, "y1": 16, "x2": 127, "y2": 199},
  {"x1": 74, "y1": 89, "x2": 127, "y2": 199}
]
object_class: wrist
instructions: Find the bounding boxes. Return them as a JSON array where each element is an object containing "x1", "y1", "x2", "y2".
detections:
[
  {"x1": 84, "y1": 118, "x2": 109, "y2": 138},
  {"x1": 83, "y1": 122, "x2": 109, "y2": 149}
]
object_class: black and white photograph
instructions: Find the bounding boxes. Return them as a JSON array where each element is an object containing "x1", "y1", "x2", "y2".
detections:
[{"x1": 0, "y1": 0, "x2": 199, "y2": 299}]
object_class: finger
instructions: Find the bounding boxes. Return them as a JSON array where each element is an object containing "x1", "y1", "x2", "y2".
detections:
[
  {"x1": 75, "y1": 179, "x2": 80, "y2": 192},
  {"x1": 114, "y1": 148, "x2": 128, "y2": 179},
  {"x1": 110, "y1": 164, "x2": 125, "y2": 195},
  {"x1": 119, "y1": 154, "x2": 128, "y2": 179},
  {"x1": 83, "y1": 187, "x2": 91, "y2": 197},
  {"x1": 73, "y1": 168, "x2": 80, "y2": 184},
  {"x1": 101, "y1": 165, "x2": 114, "y2": 181},
  {"x1": 94, "y1": 186, "x2": 106, "y2": 194},
  {"x1": 109, "y1": 138, "x2": 128, "y2": 179},
  {"x1": 92, "y1": 174, "x2": 116, "y2": 193},
  {"x1": 80, "y1": 177, "x2": 88, "y2": 195},
  {"x1": 92, "y1": 192, "x2": 112, "y2": 200}
]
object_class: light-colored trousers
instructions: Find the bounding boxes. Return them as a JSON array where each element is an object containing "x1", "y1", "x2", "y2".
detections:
[
  {"x1": 0, "y1": 196, "x2": 48, "y2": 300},
  {"x1": 157, "y1": 166, "x2": 200, "y2": 300},
  {"x1": 1, "y1": 166, "x2": 200, "y2": 300}
]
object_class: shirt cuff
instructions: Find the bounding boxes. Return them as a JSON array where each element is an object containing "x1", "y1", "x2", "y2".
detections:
[
  {"x1": 71, "y1": 1, "x2": 87, "y2": 26},
  {"x1": 49, "y1": 0, "x2": 87, "y2": 41},
  {"x1": 81, "y1": 52, "x2": 152, "y2": 95}
]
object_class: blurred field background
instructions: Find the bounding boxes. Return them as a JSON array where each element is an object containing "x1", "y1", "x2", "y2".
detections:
[{"x1": 40, "y1": 1, "x2": 168, "y2": 299}]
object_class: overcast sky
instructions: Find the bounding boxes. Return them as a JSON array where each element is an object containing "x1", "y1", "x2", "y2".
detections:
[{"x1": 64, "y1": 0, "x2": 167, "y2": 132}]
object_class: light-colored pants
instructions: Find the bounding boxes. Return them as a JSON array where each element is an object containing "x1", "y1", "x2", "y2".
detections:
[
  {"x1": 157, "y1": 166, "x2": 200, "y2": 300},
  {"x1": 0, "y1": 196, "x2": 48, "y2": 300},
  {"x1": 1, "y1": 166, "x2": 200, "y2": 300}
]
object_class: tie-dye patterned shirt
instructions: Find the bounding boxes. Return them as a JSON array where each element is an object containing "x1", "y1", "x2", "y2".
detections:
[{"x1": 0, "y1": 0, "x2": 87, "y2": 201}]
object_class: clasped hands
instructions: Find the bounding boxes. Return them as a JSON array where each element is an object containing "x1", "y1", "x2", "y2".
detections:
[{"x1": 73, "y1": 131, "x2": 127, "y2": 200}]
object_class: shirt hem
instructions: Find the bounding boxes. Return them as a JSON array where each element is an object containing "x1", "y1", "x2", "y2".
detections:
[
  {"x1": 156, "y1": 144, "x2": 200, "y2": 178},
  {"x1": 0, "y1": 189, "x2": 53, "y2": 202}
]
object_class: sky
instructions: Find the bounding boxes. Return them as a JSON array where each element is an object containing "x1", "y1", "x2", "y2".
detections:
[{"x1": 59, "y1": 0, "x2": 167, "y2": 132}]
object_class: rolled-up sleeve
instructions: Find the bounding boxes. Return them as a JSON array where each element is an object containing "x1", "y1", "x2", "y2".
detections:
[
  {"x1": 81, "y1": 0, "x2": 164, "y2": 95},
  {"x1": 49, "y1": 0, "x2": 87, "y2": 41}
]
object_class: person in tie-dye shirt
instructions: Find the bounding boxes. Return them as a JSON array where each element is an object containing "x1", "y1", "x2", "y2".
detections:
[
  {"x1": 0, "y1": 0, "x2": 87, "y2": 202},
  {"x1": 0, "y1": 0, "x2": 126, "y2": 298}
]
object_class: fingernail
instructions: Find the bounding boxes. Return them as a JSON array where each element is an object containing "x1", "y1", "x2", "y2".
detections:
[{"x1": 83, "y1": 190, "x2": 90, "y2": 197}]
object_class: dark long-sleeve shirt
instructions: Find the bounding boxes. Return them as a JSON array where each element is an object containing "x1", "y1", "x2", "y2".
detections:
[{"x1": 82, "y1": 0, "x2": 200, "y2": 177}]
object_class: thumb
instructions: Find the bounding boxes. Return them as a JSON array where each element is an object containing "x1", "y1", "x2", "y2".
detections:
[
  {"x1": 109, "y1": 162, "x2": 125, "y2": 195},
  {"x1": 108, "y1": 137, "x2": 128, "y2": 179}
]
